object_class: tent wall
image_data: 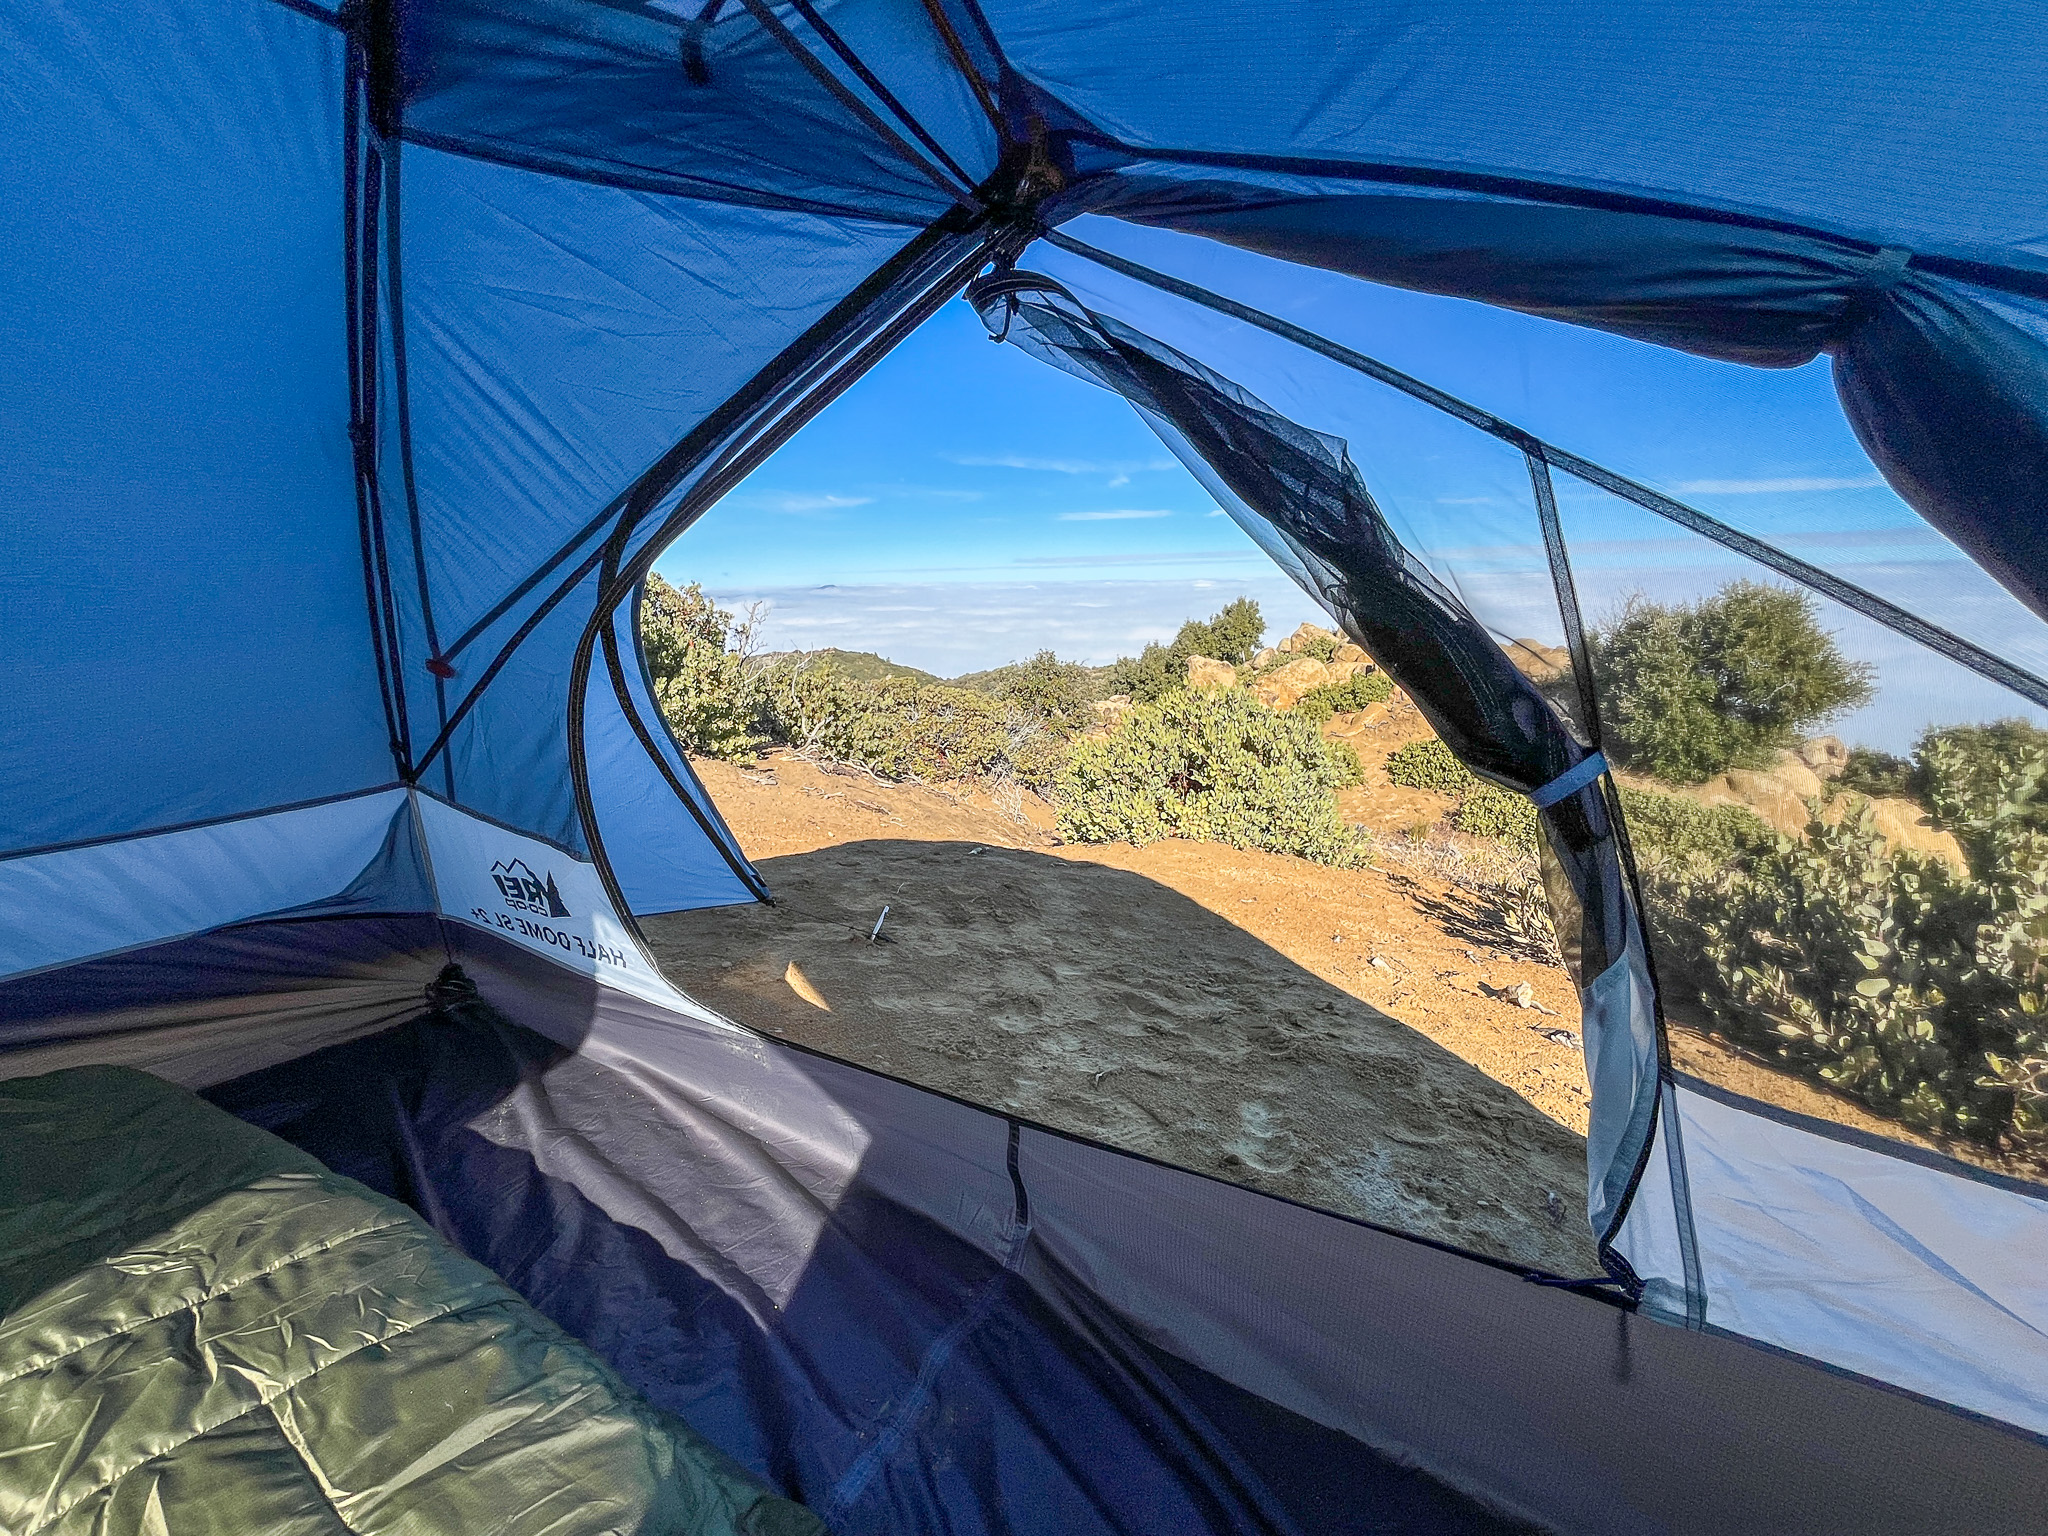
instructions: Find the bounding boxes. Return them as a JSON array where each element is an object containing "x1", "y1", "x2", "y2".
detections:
[
  {"x1": 0, "y1": 0, "x2": 392, "y2": 855},
  {"x1": 1669, "y1": 1076, "x2": 2048, "y2": 1434},
  {"x1": 0, "y1": 791, "x2": 412, "y2": 981},
  {"x1": 0, "y1": 916, "x2": 445, "y2": 1088}
]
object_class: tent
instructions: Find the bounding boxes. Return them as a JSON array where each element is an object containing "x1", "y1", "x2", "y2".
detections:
[{"x1": 4, "y1": 0, "x2": 2046, "y2": 1529}]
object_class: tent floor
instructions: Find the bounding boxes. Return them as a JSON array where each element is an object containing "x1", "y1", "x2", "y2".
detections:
[{"x1": 205, "y1": 1003, "x2": 1522, "y2": 1536}]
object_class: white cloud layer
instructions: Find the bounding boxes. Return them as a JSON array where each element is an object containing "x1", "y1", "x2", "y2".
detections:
[
  {"x1": 1672, "y1": 475, "x2": 1885, "y2": 494},
  {"x1": 719, "y1": 578, "x2": 1332, "y2": 674}
]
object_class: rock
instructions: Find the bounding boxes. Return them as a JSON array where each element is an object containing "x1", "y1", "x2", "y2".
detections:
[
  {"x1": 1277, "y1": 621, "x2": 1337, "y2": 655},
  {"x1": 1504, "y1": 638, "x2": 1571, "y2": 683},
  {"x1": 1326, "y1": 659, "x2": 1368, "y2": 683},
  {"x1": 1765, "y1": 752, "x2": 1826, "y2": 801},
  {"x1": 1864, "y1": 796, "x2": 1968, "y2": 870},
  {"x1": 1251, "y1": 656, "x2": 1333, "y2": 710},
  {"x1": 1334, "y1": 643, "x2": 1368, "y2": 664},
  {"x1": 1088, "y1": 695, "x2": 1133, "y2": 731},
  {"x1": 1186, "y1": 655, "x2": 1238, "y2": 691},
  {"x1": 1252, "y1": 647, "x2": 1278, "y2": 670},
  {"x1": 1798, "y1": 735, "x2": 1849, "y2": 780},
  {"x1": 1713, "y1": 769, "x2": 1815, "y2": 837}
]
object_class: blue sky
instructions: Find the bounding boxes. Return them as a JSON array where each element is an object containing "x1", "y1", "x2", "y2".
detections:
[{"x1": 655, "y1": 216, "x2": 2048, "y2": 748}]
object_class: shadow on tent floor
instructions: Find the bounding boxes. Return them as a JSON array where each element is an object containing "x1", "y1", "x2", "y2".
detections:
[
  {"x1": 206, "y1": 1004, "x2": 1520, "y2": 1536},
  {"x1": 643, "y1": 837, "x2": 1598, "y2": 1277}
]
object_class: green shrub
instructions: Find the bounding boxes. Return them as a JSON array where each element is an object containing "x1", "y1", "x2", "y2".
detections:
[
  {"x1": 642, "y1": 575, "x2": 765, "y2": 759},
  {"x1": 1643, "y1": 787, "x2": 2048, "y2": 1154},
  {"x1": 1453, "y1": 780, "x2": 1538, "y2": 852},
  {"x1": 1615, "y1": 785, "x2": 1772, "y2": 871},
  {"x1": 988, "y1": 648, "x2": 1096, "y2": 734},
  {"x1": 1289, "y1": 630, "x2": 1343, "y2": 663},
  {"x1": 655, "y1": 649, "x2": 765, "y2": 760},
  {"x1": 1383, "y1": 736, "x2": 1542, "y2": 852},
  {"x1": 1107, "y1": 597, "x2": 1266, "y2": 702},
  {"x1": 1834, "y1": 746, "x2": 1916, "y2": 801},
  {"x1": 1105, "y1": 641, "x2": 1183, "y2": 704},
  {"x1": 1917, "y1": 720, "x2": 2048, "y2": 854},
  {"x1": 758, "y1": 667, "x2": 1020, "y2": 782},
  {"x1": 1292, "y1": 668, "x2": 1393, "y2": 723},
  {"x1": 1055, "y1": 688, "x2": 1362, "y2": 865},
  {"x1": 1590, "y1": 582, "x2": 1874, "y2": 784},
  {"x1": 1385, "y1": 738, "x2": 1476, "y2": 797}
]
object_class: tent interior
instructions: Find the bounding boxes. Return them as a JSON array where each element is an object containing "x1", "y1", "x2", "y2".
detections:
[{"x1": 5, "y1": 1, "x2": 2048, "y2": 1532}]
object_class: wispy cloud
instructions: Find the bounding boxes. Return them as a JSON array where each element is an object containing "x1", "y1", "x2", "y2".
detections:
[
  {"x1": 950, "y1": 452, "x2": 1177, "y2": 487},
  {"x1": 1056, "y1": 508, "x2": 1175, "y2": 522},
  {"x1": 730, "y1": 491, "x2": 874, "y2": 515},
  {"x1": 1673, "y1": 475, "x2": 1885, "y2": 495}
]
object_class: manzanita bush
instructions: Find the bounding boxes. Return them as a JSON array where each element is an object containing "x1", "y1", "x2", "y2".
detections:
[{"x1": 1642, "y1": 730, "x2": 2048, "y2": 1156}]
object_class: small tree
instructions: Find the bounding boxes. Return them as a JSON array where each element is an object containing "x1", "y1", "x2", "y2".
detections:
[
  {"x1": 992, "y1": 649, "x2": 1095, "y2": 733},
  {"x1": 1107, "y1": 597, "x2": 1267, "y2": 702},
  {"x1": 1590, "y1": 581, "x2": 1873, "y2": 783},
  {"x1": 1179, "y1": 596, "x2": 1266, "y2": 666},
  {"x1": 641, "y1": 574, "x2": 764, "y2": 759}
]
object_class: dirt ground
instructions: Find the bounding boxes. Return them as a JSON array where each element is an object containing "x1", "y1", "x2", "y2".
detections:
[
  {"x1": 649, "y1": 749, "x2": 1603, "y2": 1275},
  {"x1": 645, "y1": 701, "x2": 2028, "y2": 1280}
]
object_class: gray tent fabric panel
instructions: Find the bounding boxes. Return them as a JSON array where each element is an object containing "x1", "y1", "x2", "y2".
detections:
[
  {"x1": 1670, "y1": 1079, "x2": 2048, "y2": 1434},
  {"x1": 0, "y1": 917, "x2": 447, "y2": 1088},
  {"x1": 56, "y1": 916, "x2": 2042, "y2": 1535},
  {"x1": 0, "y1": 792, "x2": 412, "y2": 983},
  {"x1": 1013, "y1": 1126, "x2": 2047, "y2": 1535}
]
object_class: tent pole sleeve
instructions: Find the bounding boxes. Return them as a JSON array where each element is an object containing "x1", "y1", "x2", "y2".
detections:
[
  {"x1": 735, "y1": 0, "x2": 974, "y2": 204},
  {"x1": 566, "y1": 228, "x2": 996, "y2": 948}
]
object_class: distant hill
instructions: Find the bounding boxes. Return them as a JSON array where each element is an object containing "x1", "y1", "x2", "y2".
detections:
[{"x1": 753, "y1": 648, "x2": 940, "y2": 685}]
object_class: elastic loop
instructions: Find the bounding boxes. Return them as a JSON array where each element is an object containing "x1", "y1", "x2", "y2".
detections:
[{"x1": 1531, "y1": 751, "x2": 1607, "y2": 808}]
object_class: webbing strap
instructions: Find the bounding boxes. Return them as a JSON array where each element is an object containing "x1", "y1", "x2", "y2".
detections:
[{"x1": 1532, "y1": 751, "x2": 1608, "y2": 808}]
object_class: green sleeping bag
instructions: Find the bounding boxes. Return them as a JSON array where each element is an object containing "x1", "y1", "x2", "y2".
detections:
[{"x1": 0, "y1": 1065, "x2": 823, "y2": 1536}]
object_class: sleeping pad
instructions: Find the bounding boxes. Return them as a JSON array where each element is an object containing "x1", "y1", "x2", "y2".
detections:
[{"x1": 0, "y1": 1064, "x2": 824, "y2": 1536}]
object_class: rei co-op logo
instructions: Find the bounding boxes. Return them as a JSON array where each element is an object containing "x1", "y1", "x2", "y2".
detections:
[
  {"x1": 473, "y1": 857, "x2": 628, "y2": 969},
  {"x1": 491, "y1": 858, "x2": 571, "y2": 918}
]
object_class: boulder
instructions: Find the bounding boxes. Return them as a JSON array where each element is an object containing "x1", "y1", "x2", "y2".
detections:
[
  {"x1": 1798, "y1": 735, "x2": 1849, "y2": 780},
  {"x1": 1334, "y1": 643, "x2": 1368, "y2": 664},
  {"x1": 1251, "y1": 656, "x2": 1333, "y2": 710},
  {"x1": 1764, "y1": 752, "x2": 1826, "y2": 801},
  {"x1": 1864, "y1": 796, "x2": 1968, "y2": 870},
  {"x1": 1715, "y1": 770, "x2": 1814, "y2": 838},
  {"x1": 1277, "y1": 621, "x2": 1337, "y2": 655},
  {"x1": 1186, "y1": 655, "x2": 1238, "y2": 691},
  {"x1": 1252, "y1": 647, "x2": 1278, "y2": 670},
  {"x1": 1504, "y1": 638, "x2": 1571, "y2": 683},
  {"x1": 1326, "y1": 660, "x2": 1369, "y2": 683}
]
